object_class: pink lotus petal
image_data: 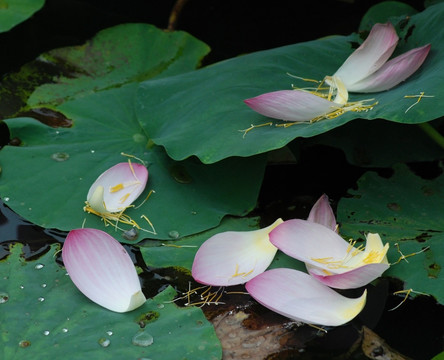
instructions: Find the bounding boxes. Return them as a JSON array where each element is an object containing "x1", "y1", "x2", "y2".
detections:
[
  {"x1": 346, "y1": 44, "x2": 431, "y2": 92},
  {"x1": 307, "y1": 194, "x2": 337, "y2": 231},
  {"x1": 270, "y1": 220, "x2": 389, "y2": 288},
  {"x1": 335, "y1": 23, "x2": 399, "y2": 89},
  {"x1": 62, "y1": 228, "x2": 146, "y2": 312},
  {"x1": 244, "y1": 90, "x2": 340, "y2": 122},
  {"x1": 245, "y1": 268, "x2": 367, "y2": 326},
  {"x1": 192, "y1": 219, "x2": 283, "y2": 286},
  {"x1": 270, "y1": 219, "x2": 350, "y2": 263},
  {"x1": 307, "y1": 262, "x2": 389, "y2": 289},
  {"x1": 87, "y1": 162, "x2": 148, "y2": 213}
]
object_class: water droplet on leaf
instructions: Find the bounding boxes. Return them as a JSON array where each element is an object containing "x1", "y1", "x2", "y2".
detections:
[
  {"x1": 98, "y1": 337, "x2": 110, "y2": 347},
  {"x1": 133, "y1": 133, "x2": 147, "y2": 143},
  {"x1": 157, "y1": 303, "x2": 165, "y2": 309},
  {"x1": 51, "y1": 152, "x2": 69, "y2": 162},
  {"x1": 122, "y1": 227, "x2": 139, "y2": 241},
  {"x1": 18, "y1": 340, "x2": 31, "y2": 348},
  {"x1": 38, "y1": 297, "x2": 45, "y2": 302},
  {"x1": 168, "y1": 230, "x2": 180, "y2": 239},
  {"x1": 106, "y1": 330, "x2": 113, "y2": 336},
  {"x1": 43, "y1": 330, "x2": 50, "y2": 336},
  {"x1": 35, "y1": 263, "x2": 44, "y2": 270},
  {"x1": 0, "y1": 292, "x2": 9, "y2": 303},
  {"x1": 41, "y1": 283, "x2": 47, "y2": 288},
  {"x1": 387, "y1": 202, "x2": 401, "y2": 211},
  {"x1": 132, "y1": 331, "x2": 154, "y2": 347},
  {"x1": 62, "y1": 328, "x2": 69, "y2": 333},
  {"x1": 170, "y1": 164, "x2": 192, "y2": 184}
]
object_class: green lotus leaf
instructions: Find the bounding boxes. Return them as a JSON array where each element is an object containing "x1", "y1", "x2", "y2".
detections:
[
  {"x1": 358, "y1": 1, "x2": 418, "y2": 31},
  {"x1": 0, "y1": 0, "x2": 45, "y2": 33},
  {"x1": 337, "y1": 164, "x2": 444, "y2": 304},
  {"x1": 0, "y1": 243, "x2": 222, "y2": 360},
  {"x1": 0, "y1": 83, "x2": 266, "y2": 241},
  {"x1": 135, "y1": 3, "x2": 444, "y2": 163},
  {"x1": 28, "y1": 23, "x2": 211, "y2": 107}
]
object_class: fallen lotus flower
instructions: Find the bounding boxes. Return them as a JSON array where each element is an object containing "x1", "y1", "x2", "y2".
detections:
[
  {"x1": 245, "y1": 268, "x2": 367, "y2": 326},
  {"x1": 307, "y1": 193, "x2": 337, "y2": 231},
  {"x1": 329, "y1": 22, "x2": 431, "y2": 93},
  {"x1": 83, "y1": 160, "x2": 155, "y2": 233},
  {"x1": 85, "y1": 160, "x2": 148, "y2": 214},
  {"x1": 243, "y1": 23, "x2": 429, "y2": 123},
  {"x1": 270, "y1": 219, "x2": 389, "y2": 289},
  {"x1": 192, "y1": 218, "x2": 284, "y2": 286},
  {"x1": 62, "y1": 228, "x2": 146, "y2": 312},
  {"x1": 243, "y1": 75, "x2": 350, "y2": 122}
]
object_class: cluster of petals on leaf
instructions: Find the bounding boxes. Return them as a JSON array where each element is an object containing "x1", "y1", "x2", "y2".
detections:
[
  {"x1": 191, "y1": 194, "x2": 389, "y2": 326},
  {"x1": 244, "y1": 22, "x2": 430, "y2": 122}
]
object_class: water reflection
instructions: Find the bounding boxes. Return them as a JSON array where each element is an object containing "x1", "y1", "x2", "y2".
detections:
[{"x1": 0, "y1": 198, "x2": 66, "y2": 260}]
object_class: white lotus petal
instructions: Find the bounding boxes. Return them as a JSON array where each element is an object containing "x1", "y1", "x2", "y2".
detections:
[
  {"x1": 334, "y1": 22, "x2": 399, "y2": 88},
  {"x1": 87, "y1": 161, "x2": 148, "y2": 213},
  {"x1": 346, "y1": 44, "x2": 431, "y2": 92},
  {"x1": 270, "y1": 219, "x2": 350, "y2": 263},
  {"x1": 192, "y1": 219, "x2": 283, "y2": 286}
]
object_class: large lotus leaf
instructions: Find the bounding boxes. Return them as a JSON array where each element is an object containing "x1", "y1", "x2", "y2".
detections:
[
  {"x1": 0, "y1": 243, "x2": 222, "y2": 360},
  {"x1": 0, "y1": 22, "x2": 210, "y2": 120},
  {"x1": 0, "y1": 83, "x2": 267, "y2": 241},
  {"x1": 337, "y1": 164, "x2": 444, "y2": 304},
  {"x1": 141, "y1": 216, "x2": 305, "y2": 273},
  {"x1": 0, "y1": 0, "x2": 44, "y2": 32},
  {"x1": 135, "y1": 3, "x2": 444, "y2": 164}
]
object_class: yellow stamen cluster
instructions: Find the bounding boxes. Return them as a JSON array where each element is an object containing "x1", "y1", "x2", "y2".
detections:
[
  {"x1": 83, "y1": 198, "x2": 156, "y2": 235},
  {"x1": 311, "y1": 238, "x2": 386, "y2": 270},
  {"x1": 169, "y1": 282, "x2": 249, "y2": 308}
]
